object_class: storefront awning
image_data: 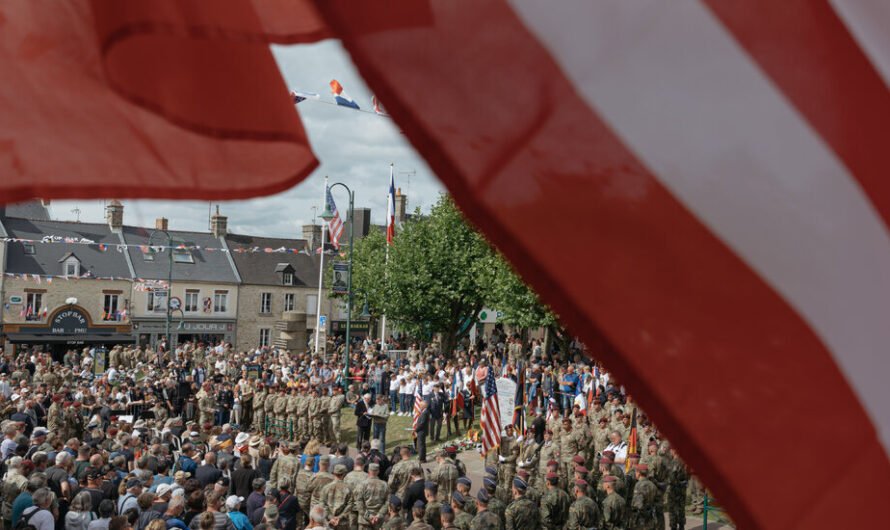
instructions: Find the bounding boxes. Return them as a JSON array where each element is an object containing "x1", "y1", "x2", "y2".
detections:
[{"x1": 5, "y1": 333, "x2": 136, "y2": 344}]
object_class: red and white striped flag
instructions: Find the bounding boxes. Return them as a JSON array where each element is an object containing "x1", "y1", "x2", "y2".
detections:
[
  {"x1": 325, "y1": 185, "x2": 344, "y2": 249},
  {"x1": 310, "y1": 2, "x2": 890, "y2": 528},
  {"x1": 412, "y1": 378, "x2": 423, "y2": 434},
  {"x1": 480, "y1": 366, "x2": 501, "y2": 456}
]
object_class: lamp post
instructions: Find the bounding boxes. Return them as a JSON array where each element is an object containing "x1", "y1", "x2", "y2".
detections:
[
  {"x1": 320, "y1": 182, "x2": 354, "y2": 390},
  {"x1": 148, "y1": 229, "x2": 173, "y2": 359}
]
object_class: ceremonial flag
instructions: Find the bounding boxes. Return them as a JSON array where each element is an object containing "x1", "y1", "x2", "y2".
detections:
[
  {"x1": 512, "y1": 361, "x2": 525, "y2": 433},
  {"x1": 325, "y1": 185, "x2": 344, "y2": 249},
  {"x1": 372, "y1": 95, "x2": 387, "y2": 115},
  {"x1": 412, "y1": 380, "x2": 423, "y2": 436},
  {"x1": 451, "y1": 371, "x2": 464, "y2": 417},
  {"x1": 386, "y1": 164, "x2": 396, "y2": 245},
  {"x1": 480, "y1": 366, "x2": 500, "y2": 456},
  {"x1": 312, "y1": 2, "x2": 890, "y2": 528},
  {"x1": 626, "y1": 408, "x2": 638, "y2": 474},
  {"x1": 330, "y1": 79, "x2": 360, "y2": 109}
]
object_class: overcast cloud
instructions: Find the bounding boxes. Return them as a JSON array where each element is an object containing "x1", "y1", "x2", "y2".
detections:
[{"x1": 52, "y1": 41, "x2": 444, "y2": 238}]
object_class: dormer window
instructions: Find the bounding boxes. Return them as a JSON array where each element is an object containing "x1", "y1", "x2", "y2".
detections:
[
  {"x1": 284, "y1": 272, "x2": 294, "y2": 286},
  {"x1": 275, "y1": 263, "x2": 296, "y2": 286},
  {"x1": 23, "y1": 242, "x2": 35, "y2": 255},
  {"x1": 172, "y1": 242, "x2": 194, "y2": 264},
  {"x1": 59, "y1": 253, "x2": 80, "y2": 278}
]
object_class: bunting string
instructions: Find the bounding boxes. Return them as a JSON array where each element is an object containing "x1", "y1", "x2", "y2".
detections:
[{"x1": 1, "y1": 237, "x2": 346, "y2": 257}]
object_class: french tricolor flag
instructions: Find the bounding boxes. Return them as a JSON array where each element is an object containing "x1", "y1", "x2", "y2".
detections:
[
  {"x1": 329, "y1": 79, "x2": 359, "y2": 109},
  {"x1": 386, "y1": 164, "x2": 396, "y2": 245}
]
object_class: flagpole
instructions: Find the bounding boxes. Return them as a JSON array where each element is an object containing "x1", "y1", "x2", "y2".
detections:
[
  {"x1": 315, "y1": 177, "x2": 328, "y2": 358},
  {"x1": 381, "y1": 163, "x2": 392, "y2": 345}
]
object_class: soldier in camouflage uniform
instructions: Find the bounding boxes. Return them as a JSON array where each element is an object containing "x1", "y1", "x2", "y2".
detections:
[
  {"x1": 565, "y1": 479, "x2": 601, "y2": 530},
  {"x1": 273, "y1": 387, "x2": 288, "y2": 436},
  {"x1": 557, "y1": 418, "x2": 584, "y2": 488},
  {"x1": 355, "y1": 462, "x2": 389, "y2": 529},
  {"x1": 329, "y1": 386, "x2": 346, "y2": 445},
  {"x1": 624, "y1": 453, "x2": 641, "y2": 518},
  {"x1": 514, "y1": 470, "x2": 538, "y2": 507},
  {"x1": 450, "y1": 492, "x2": 473, "y2": 530},
  {"x1": 630, "y1": 464, "x2": 658, "y2": 530},
  {"x1": 383, "y1": 496, "x2": 407, "y2": 530},
  {"x1": 665, "y1": 450, "x2": 688, "y2": 530},
  {"x1": 252, "y1": 384, "x2": 266, "y2": 432},
  {"x1": 345, "y1": 456, "x2": 369, "y2": 492},
  {"x1": 469, "y1": 489, "x2": 500, "y2": 530},
  {"x1": 308, "y1": 387, "x2": 323, "y2": 441},
  {"x1": 540, "y1": 472, "x2": 571, "y2": 530},
  {"x1": 319, "y1": 390, "x2": 333, "y2": 445},
  {"x1": 497, "y1": 425, "x2": 519, "y2": 488},
  {"x1": 423, "y1": 482, "x2": 442, "y2": 530},
  {"x1": 536, "y1": 429, "x2": 557, "y2": 490},
  {"x1": 516, "y1": 435, "x2": 540, "y2": 490},
  {"x1": 294, "y1": 456, "x2": 316, "y2": 530},
  {"x1": 296, "y1": 387, "x2": 311, "y2": 440},
  {"x1": 455, "y1": 478, "x2": 476, "y2": 519},
  {"x1": 46, "y1": 394, "x2": 64, "y2": 433},
  {"x1": 503, "y1": 478, "x2": 538, "y2": 530},
  {"x1": 309, "y1": 455, "x2": 335, "y2": 510},
  {"x1": 269, "y1": 441, "x2": 300, "y2": 491},
  {"x1": 285, "y1": 388, "x2": 299, "y2": 441},
  {"x1": 602, "y1": 475, "x2": 626, "y2": 530},
  {"x1": 481, "y1": 477, "x2": 506, "y2": 525},
  {"x1": 408, "y1": 501, "x2": 434, "y2": 530},
  {"x1": 389, "y1": 447, "x2": 422, "y2": 497},
  {"x1": 431, "y1": 450, "x2": 459, "y2": 503},
  {"x1": 264, "y1": 386, "x2": 278, "y2": 435},
  {"x1": 320, "y1": 464, "x2": 354, "y2": 530},
  {"x1": 196, "y1": 382, "x2": 216, "y2": 427}
]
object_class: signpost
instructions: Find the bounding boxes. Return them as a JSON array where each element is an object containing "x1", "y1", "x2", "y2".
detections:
[{"x1": 317, "y1": 314, "x2": 327, "y2": 357}]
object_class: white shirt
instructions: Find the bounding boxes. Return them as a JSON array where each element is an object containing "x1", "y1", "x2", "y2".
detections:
[
  {"x1": 21, "y1": 506, "x2": 54, "y2": 530},
  {"x1": 421, "y1": 382, "x2": 435, "y2": 396},
  {"x1": 389, "y1": 377, "x2": 401, "y2": 392},
  {"x1": 404, "y1": 380, "x2": 416, "y2": 394},
  {"x1": 604, "y1": 440, "x2": 628, "y2": 463}
]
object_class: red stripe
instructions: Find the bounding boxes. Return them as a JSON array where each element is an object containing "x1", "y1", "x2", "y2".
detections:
[
  {"x1": 704, "y1": 0, "x2": 890, "y2": 229},
  {"x1": 313, "y1": 1, "x2": 890, "y2": 528}
]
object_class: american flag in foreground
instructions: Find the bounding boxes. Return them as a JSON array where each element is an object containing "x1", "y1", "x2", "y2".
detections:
[
  {"x1": 412, "y1": 380, "x2": 422, "y2": 436},
  {"x1": 480, "y1": 367, "x2": 501, "y2": 456},
  {"x1": 324, "y1": 185, "x2": 344, "y2": 249}
]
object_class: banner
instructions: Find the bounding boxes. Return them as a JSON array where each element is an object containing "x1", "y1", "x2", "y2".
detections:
[
  {"x1": 495, "y1": 377, "x2": 517, "y2": 430},
  {"x1": 332, "y1": 262, "x2": 349, "y2": 295}
]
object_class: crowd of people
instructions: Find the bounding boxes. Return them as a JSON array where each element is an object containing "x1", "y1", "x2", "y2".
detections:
[{"x1": 0, "y1": 329, "x2": 708, "y2": 530}]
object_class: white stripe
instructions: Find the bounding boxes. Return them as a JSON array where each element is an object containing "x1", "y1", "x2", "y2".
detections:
[
  {"x1": 509, "y1": 0, "x2": 890, "y2": 455},
  {"x1": 829, "y1": 0, "x2": 890, "y2": 89}
]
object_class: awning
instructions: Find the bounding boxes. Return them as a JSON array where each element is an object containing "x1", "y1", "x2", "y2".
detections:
[{"x1": 5, "y1": 333, "x2": 136, "y2": 344}]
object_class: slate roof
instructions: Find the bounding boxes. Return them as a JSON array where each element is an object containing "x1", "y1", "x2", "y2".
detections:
[
  {"x1": 2, "y1": 218, "x2": 131, "y2": 278},
  {"x1": 121, "y1": 226, "x2": 238, "y2": 283},
  {"x1": 0, "y1": 201, "x2": 51, "y2": 221},
  {"x1": 225, "y1": 234, "x2": 321, "y2": 287}
]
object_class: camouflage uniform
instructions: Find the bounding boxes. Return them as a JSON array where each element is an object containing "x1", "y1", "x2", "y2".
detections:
[
  {"x1": 468, "y1": 510, "x2": 500, "y2": 530},
  {"x1": 354, "y1": 475, "x2": 389, "y2": 529},
  {"x1": 273, "y1": 391, "x2": 288, "y2": 434},
  {"x1": 383, "y1": 514, "x2": 407, "y2": 530},
  {"x1": 602, "y1": 490, "x2": 626, "y2": 530},
  {"x1": 263, "y1": 391, "x2": 277, "y2": 434},
  {"x1": 388, "y1": 459, "x2": 421, "y2": 497},
  {"x1": 308, "y1": 393, "x2": 323, "y2": 440},
  {"x1": 309, "y1": 470, "x2": 335, "y2": 509},
  {"x1": 269, "y1": 451, "x2": 300, "y2": 491},
  {"x1": 517, "y1": 440, "x2": 540, "y2": 490},
  {"x1": 666, "y1": 460, "x2": 688, "y2": 530},
  {"x1": 345, "y1": 469, "x2": 369, "y2": 492},
  {"x1": 252, "y1": 388, "x2": 266, "y2": 432},
  {"x1": 503, "y1": 495, "x2": 538, "y2": 530},
  {"x1": 453, "y1": 510, "x2": 474, "y2": 530},
  {"x1": 498, "y1": 436, "x2": 519, "y2": 488},
  {"x1": 565, "y1": 495, "x2": 600, "y2": 530},
  {"x1": 432, "y1": 459, "x2": 459, "y2": 503},
  {"x1": 318, "y1": 393, "x2": 333, "y2": 444},
  {"x1": 286, "y1": 392, "x2": 300, "y2": 440},
  {"x1": 487, "y1": 496, "x2": 507, "y2": 526},
  {"x1": 329, "y1": 393, "x2": 346, "y2": 444},
  {"x1": 296, "y1": 392, "x2": 310, "y2": 440},
  {"x1": 557, "y1": 427, "x2": 584, "y2": 487},
  {"x1": 294, "y1": 466, "x2": 315, "y2": 529},
  {"x1": 424, "y1": 501, "x2": 442, "y2": 530},
  {"x1": 539, "y1": 487, "x2": 571, "y2": 530},
  {"x1": 630, "y1": 477, "x2": 658, "y2": 530},
  {"x1": 320, "y1": 479, "x2": 354, "y2": 530},
  {"x1": 536, "y1": 440, "x2": 557, "y2": 491}
]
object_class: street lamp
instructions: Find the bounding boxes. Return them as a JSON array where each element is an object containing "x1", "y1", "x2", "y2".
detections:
[
  {"x1": 148, "y1": 229, "x2": 173, "y2": 361},
  {"x1": 320, "y1": 182, "x2": 354, "y2": 390}
]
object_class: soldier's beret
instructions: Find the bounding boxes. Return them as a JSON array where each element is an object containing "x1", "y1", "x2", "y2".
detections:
[
  {"x1": 635, "y1": 464, "x2": 649, "y2": 472},
  {"x1": 484, "y1": 466, "x2": 498, "y2": 476},
  {"x1": 648, "y1": 439, "x2": 659, "y2": 447},
  {"x1": 333, "y1": 464, "x2": 347, "y2": 475},
  {"x1": 602, "y1": 475, "x2": 617, "y2": 483},
  {"x1": 413, "y1": 500, "x2": 426, "y2": 509},
  {"x1": 575, "y1": 479, "x2": 588, "y2": 488},
  {"x1": 547, "y1": 460, "x2": 558, "y2": 467},
  {"x1": 445, "y1": 446, "x2": 457, "y2": 454},
  {"x1": 545, "y1": 429, "x2": 553, "y2": 435},
  {"x1": 440, "y1": 505, "x2": 453, "y2": 515},
  {"x1": 546, "y1": 472, "x2": 559, "y2": 481},
  {"x1": 457, "y1": 477, "x2": 471, "y2": 487},
  {"x1": 572, "y1": 455, "x2": 585, "y2": 464},
  {"x1": 602, "y1": 450, "x2": 615, "y2": 459},
  {"x1": 574, "y1": 466, "x2": 589, "y2": 475},
  {"x1": 451, "y1": 492, "x2": 465, "y2": 506},
  {"x1": 424, "y1": 481, "x2": 438, "y2": 492},
  {"x1": 389, "y1": 495, "x2": 402, "y2": 508},
  {"x1": 516, "y1": 469, "x2": 530, "y2": 480},
  {"x1": 368, "y1": 463, "x2": 380, "y2": 471},
  {"x1": 512, "y1": 478, "x2": 528, "y2": 491},
  {"x1": 483, "y1": 477, "x2": 497, "y2": 489},
  {"x1": 600, "y1": 458, "x2": 614, "y2": 466},
  {"x1": 476, "y1": 489, "x2": 491, "y2": 503}
]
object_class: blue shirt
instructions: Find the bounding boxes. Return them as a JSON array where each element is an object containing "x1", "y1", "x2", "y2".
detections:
[
  {"x1": 227, "y1": 511, "x2": 253, "y2": 530},
  {"x1": 560, "y1": 373, "x2": 580, "y2": 395},
  {"x1": 299, "y1": 454, "x2": 320, "y2": 473},
  {"x1": 11, "y1": 492, "x2": 33, "y2": 526},
  {"x1": 178, "y1": 455, "x2": 197, "y2": 475}
]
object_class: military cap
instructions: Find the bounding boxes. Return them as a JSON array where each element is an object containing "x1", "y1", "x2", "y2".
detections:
[
  {"x1": 440, "y1": 505, "x2": 453, "y2": 515},
  {"x1": 648, "y1": 439, "x2": 659, "y2": 447},
  {"x1": 572, "y1": 454, "x2": 585, "y2": 465},
  {"x1": 636, "y1": 463, "x2": 649, "y2": 471},
  {"x1": 546, "y1": 472, "x2": 559, "y2": 481},
  {"x1": 602, "y1": 475, "x2": 617, "y2": 483},
  {"x1": 600, "y1": 457, "x2": 614, "y2": 466},
  {"x1": 264, "y1": 506, "x2": 279, "y2": 520},
  {"x1": 574, "y1": 479, "x2": 588, "y2": 488},
  {"x1": 547, "y1": 460, "x2": 558, "y2": 467},
  {"x1": 516, "y1": 469, "x2": 530, "y2": 480},
  {"x1": 451, "y1": 492, "x2": 465, "y2": 506},
  {"x1": 424, "y1": 481, "x2": 438, "y2": 492},
  {"x1": 445, "y1": 445, "x2": 457, "y2": 455},
  {"x1": 456, "y1": 477, "x2": 471, "y2": 487},
  {"x1": 413, "y1": 500, "x2": 426, "y2": 509},
  {"x1": 389, "y1": 495, "x2": 402, "y2": 508},
  {"x1": 333, "y1": 464, "x2": 347, "y2": 475},
  {"x1": 368, "y1": 463, "x2": 380, "y2": 471},
  {"x1": 513, "y1": 478, "x2": 528, "y2": 491},
  {"x1": 574, "y1": 465, "x2": 589, "y2": 475},
  {"x1": 477, "y1": 489, "x2": 491, "y2": 503},
  {"x1": 602, "y1": 450, "x2": 616, "y2": 459},
  {"x1": 319, "y1": 455, "x2": 331, "y2": 463},
  {"x1": 484, "y1": 466, "x2": 498, "y2": 476},
  {"x1": 483, "y1": 477, "x2": 497, "y2": 489}
]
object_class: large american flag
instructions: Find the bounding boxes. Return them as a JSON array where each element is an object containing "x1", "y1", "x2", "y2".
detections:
[
  {"x1": 325, "y1": 186, "x2": 344, "y2": 249},
  {"x1": 480, "y1": 367, "x2": 500, "y2": 456},
  {"x1": 412, "y1": 378, "x2": 422, "y2": 434}
]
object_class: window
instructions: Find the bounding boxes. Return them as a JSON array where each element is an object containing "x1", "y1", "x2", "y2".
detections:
[
  {"x1": 185, "y1": 290, "x2": 199, "y2": 312},
  {"x1": 284, "y1": 293, "x2": 295, "y2": 312},
  {"x1": 142, "y1": 249, "x2": 154, "y2": 261},
  {"x1": 147, "y1": 290, "x2": 154, "y2": 311},
  {"x1": 213, "y1": 290, "x2": 228, "y2": 313},
  {"x1": 259, "y1": 328, "x2": 271, "y2": 347},
  {"x1": 150, "y1": 289, "x2": 168, "y2": 312},
  {"x1": 25, "y1": 293, "x2": 42, "y2": 321},
  {"x1": 65, "y1": 260, "x2": 79, "y2": 277},
  {"x1": 260, "y1": 292, "x2": 272, "y2": 314},
  {"x1": 283, "y1": 272, "x2": 294, "y2": 286},
  {"x1": 172, "y1": 243, "x2": 194, "y2": 264},
  {"x1": 306, "y1": 294, "x2": 318, "y2": 314},
  {"x1": 23, "y1": 242, "x2": 35, "y2": 255},
  {"x1": 103, "y1": 294, "x2": 120, "y2": 321}
]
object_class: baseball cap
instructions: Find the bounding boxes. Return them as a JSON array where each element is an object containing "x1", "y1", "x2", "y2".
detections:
[{"x1": 225, "y1": 495, "x2": 244, "y2": 510}]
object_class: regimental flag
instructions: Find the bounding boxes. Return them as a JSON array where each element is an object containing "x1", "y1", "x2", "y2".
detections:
[
  {"x1": 480, "y1": 366, "x2": 501, "y2": 457},
  {"x1": 451, "y1": 370, "x2": 464, "y2": 417},
  {"x1": 626, "y1": 408, "x2": 638, "y2": 474},
  {"x1": 386, "y1": 164, "x2": 396, "y2": 245},
  {"x1": 330, "y1": 79, "x2": 360, "y2": 109},
  {"x1": 512, "y1": 361, "x2": 525, "y2": 434},
  {"x1": 325, "y1": 185, "x2": 344, "y2": 249},
  {"x1": 412, "y1": 379, "x2": 423, "y2": 438}
]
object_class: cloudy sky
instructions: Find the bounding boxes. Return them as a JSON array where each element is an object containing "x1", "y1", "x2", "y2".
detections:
[{"x1": 52, "y1": 41, "x2": 445, "y2": 238}]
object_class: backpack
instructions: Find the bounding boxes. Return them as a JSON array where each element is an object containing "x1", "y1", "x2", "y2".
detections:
[{"x1": 15, "y1": 507, "x2": 45, "y2": 530}]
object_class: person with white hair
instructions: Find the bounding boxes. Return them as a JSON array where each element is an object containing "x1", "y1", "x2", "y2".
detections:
[
  {"x1": 1, "y1": 456, "x2": 28, "y2": 525},
  {"x1": 20, "y1": 488, "x2": 56, "y2": 530},
  {"x1": 305, "y1": 506, "x2": 327, "y2": 529},
  {"x1": 354, "y1": 393, "x2": 373, "y2": 450}
]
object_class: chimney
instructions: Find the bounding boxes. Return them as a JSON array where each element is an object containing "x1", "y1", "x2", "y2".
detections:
[
  {"x1": 302, "y1": 224, "x2": 322, "y2": 250},
  {"x1": 394, "y1": 187, "x2": 408, "y2": 223},
  {"x1": 210, "y1": 206, "x2": 228, "y2": 237},
  {"x1": 105, "y1": 200, "x2": 123, "y2": 230},
  {"x1": 155, "y1": 217, "x2": 168, "y2": 231}
]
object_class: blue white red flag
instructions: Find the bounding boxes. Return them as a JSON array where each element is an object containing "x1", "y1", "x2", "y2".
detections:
[
  {"x1": 386, "y1": 164, "x2": 396, "y2": 245},
  {"x1": 330, "y1": 79, "x2": 360, "y2": 109}
]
